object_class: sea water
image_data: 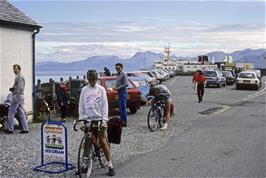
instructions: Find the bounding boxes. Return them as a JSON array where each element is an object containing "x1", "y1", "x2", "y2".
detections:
[{"x1": 35, "y1": 70, "x2": 87, "y2": 83}]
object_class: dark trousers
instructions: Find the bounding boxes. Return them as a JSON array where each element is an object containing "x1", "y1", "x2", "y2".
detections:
[
  {"x1": 118, "y1": 89, "x2": 128, "y2": 126},
  {"x1": 197, "y1": 83, "x2": 204, "y2": 101},
  {"x1": 60, "y1": 105, "x2": 67, "y2": 119}
]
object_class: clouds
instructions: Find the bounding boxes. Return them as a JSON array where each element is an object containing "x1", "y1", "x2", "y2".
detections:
[
  {"x1": 36, "y1": 20, "x2": 264, "y2": 62},
  {"x1": 10, "y1": 0, "x2": 264, "y2": 62}
]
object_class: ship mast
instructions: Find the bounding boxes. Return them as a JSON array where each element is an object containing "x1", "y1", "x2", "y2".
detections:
[{"x1": 164, "y1": 42, "x2": 171, "y2": 61}]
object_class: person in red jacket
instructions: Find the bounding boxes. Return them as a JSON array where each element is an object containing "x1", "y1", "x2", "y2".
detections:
[
  {"x1": 192, "y1": 70, "x2": 200, "y2": 94},
  {"x1": 192, "y1": 70, "x2": 200, "y2": 84},
  {"x1": 194, "y1": 70, "x2": 206, "y2": 103}
]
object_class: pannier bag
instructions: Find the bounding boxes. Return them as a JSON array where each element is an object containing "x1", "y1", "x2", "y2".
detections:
[{"x1": 107, "y1": 117, "x2": 123, "y2": 144}]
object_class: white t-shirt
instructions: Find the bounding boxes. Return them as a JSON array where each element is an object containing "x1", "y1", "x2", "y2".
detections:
[
  {"x1": 78, "y1": 84, "x2": 108, "y2": 122},
  {"x1": 4, "y1": 93, "x2": 13, "y2": 107}
]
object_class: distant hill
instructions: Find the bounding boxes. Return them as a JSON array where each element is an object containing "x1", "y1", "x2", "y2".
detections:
[
  {"x1": 206, "y1": 48, "x2": 265, "y2": 68},
  {"x1": 36, "y1": 48, "x2": 266, "y2": 71},
  {"x1": 36, "y1": 51, "x2": 165, "y2": 72}
]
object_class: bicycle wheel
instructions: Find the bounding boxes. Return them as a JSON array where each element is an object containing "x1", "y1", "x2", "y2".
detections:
[
  {"x1": 147, "y1": 107, "x2": 159, "y2": 131},
  {"x1": 77, "y1": 136, "x2": 93, "y2": 178},
  {"x1": 98, "y1": 148, "x2": 107, "y2": 167},
  {"x1": 42, "y1": 109, "x2": 50, "y2": 121}
]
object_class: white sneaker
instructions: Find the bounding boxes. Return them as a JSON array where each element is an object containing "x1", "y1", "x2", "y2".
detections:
[{"x1": 160, "y1": 123, "x2": 168, "y2": 131}]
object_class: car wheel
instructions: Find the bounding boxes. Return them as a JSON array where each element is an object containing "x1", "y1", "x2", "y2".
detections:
[
  {"x1": 129, "y1": 107, "x2": 138, "y2": 114},
  {"x1": 223, "y1": 82, "x2": 226, "y2": 87}
]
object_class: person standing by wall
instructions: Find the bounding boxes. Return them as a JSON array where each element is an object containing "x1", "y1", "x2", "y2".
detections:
[
  {"x1": 114, "y1": 63, "x2": 129, "y2": 127},
  {"x1": 4, "y1": 64, "x2": 29, "y2": 134},
  {"x1": 56, "y1": 81, "x2": 70, "y2": 122}
]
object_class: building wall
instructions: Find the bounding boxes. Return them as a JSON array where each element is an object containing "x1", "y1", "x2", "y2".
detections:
[{"x1": 0, "y1": 27, "x2": 33, "y2": 113}]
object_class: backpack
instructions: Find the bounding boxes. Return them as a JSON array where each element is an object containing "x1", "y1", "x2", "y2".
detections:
[{"x1": 107, "y1": 117, "x2": 123, "y2": 144}]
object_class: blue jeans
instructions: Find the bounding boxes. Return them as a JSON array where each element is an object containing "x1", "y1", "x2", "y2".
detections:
[
  {"x1": 118, "y1": 89, "x2": 127, "y2": 126},
  {"x1": 6, "y1": 95, "x2": 28, "y2": 131}
]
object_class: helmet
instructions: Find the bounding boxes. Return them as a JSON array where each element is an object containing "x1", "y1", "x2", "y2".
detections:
[{"x1": 87, "y1": 70, "x2": 98, "y2": 80}]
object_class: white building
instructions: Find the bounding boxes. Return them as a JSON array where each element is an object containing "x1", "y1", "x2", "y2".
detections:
[{"x1": 0, "y1": 0, "x2": 41, "y2": 116}]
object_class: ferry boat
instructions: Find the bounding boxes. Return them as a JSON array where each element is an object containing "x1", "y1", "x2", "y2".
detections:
[
  {"x1": 153, "y1": 44, "x2": 178, "y2": 70},
  {"x1": 153, "y1": 45, "x2": 218, "y2": 72},
  {"x1": 181, "y1": 56, "x2": 218, "y2": 72}
]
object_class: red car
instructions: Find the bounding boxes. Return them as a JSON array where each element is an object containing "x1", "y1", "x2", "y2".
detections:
[{"x1": 98, "y1": 76, "x2": 144, "y2": 114}]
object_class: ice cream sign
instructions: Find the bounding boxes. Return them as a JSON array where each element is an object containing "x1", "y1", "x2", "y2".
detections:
[{"x1": 43, "y1": 124, "x2": 66, "y2": 157}]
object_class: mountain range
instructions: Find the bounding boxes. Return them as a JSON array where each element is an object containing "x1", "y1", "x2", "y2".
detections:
[{"x1": 36, "y1": 48, "x2": 266, "y2": 72}]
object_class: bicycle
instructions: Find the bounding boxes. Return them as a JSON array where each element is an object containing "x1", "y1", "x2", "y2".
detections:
[
  {"x1": 35, "y1": 89, "x2": 51, "y2": 121},
  {"x1": 73, "y1": 119, "x2": 107, "y2": 178},
  {"x1": 147, "y1": 99, "x2": 166, "y2": 131}
]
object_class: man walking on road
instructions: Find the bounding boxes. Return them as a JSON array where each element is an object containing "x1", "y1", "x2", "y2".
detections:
[
  {"x1": 193, "y1": 70, "x2": 206, "y2": 103},
  {"x1": 4, "y1": 64, "x2": 29, "y2": 134}
]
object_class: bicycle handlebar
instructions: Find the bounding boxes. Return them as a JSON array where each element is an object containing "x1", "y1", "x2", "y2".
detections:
[
  {"x1": 73, "y1": 119, "x2": 103, "y2": 132},
  {"x1": 73, "y1": 119, "x2": 90, "y2": 131}
]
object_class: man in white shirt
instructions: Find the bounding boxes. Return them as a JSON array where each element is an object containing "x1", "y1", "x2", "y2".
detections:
[{"x1": 78, "y1": 70, "x2": 115, "y2": 176}]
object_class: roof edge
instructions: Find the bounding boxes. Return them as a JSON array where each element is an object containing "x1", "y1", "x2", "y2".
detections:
[{"x1": 0, "y1": 20, "x2": 42, "y2": 31}]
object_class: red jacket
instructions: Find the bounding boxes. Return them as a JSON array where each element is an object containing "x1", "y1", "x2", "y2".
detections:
[
  {"x1": 196, "y1": 75, "x2": 206, "y2": 83},
  {"x1": 192, "y1": 72, "x2": 200, "y2": 83}
]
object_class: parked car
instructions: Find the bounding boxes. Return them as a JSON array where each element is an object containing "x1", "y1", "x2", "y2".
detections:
[
  {"x1": 150, "y1": 70, "x2": 166, "y2": 83},
  {"x1": 221, "y1": 71, "x2": 235, "y2": 85},
  {"x1": 157, "y1": 69, "x2": 170, "y2": 80},
  {"x1": 98, "y1": 76, "x2": 144, "y2": 113},
  {"x1": 203, "y1": 70, "x2": 226, "y2": 88},
  {"x1": 236, "y1": 70, "x2": 261, "y2": 90},
  {"x1": 128, "y1": 76, "x2": 150, "y2": 102},
  {"x1": 164, "y1": 68, "x2": 175, "y2": 77},
  {"x1": 127, "y1": 71, "x2": 158, "y2": 86}
]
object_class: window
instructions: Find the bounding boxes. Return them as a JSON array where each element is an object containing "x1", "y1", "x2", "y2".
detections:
[
  {"x1": 239, "y1": 73, "x2": 255, "y2": 79},
  {"x1": 105, "y1": 80, "x2": 116, "y2": 89},
  {"x1": 139, "y1": 80, "x2": 148, "y2": 86},
  {"x1": 204, "y1": 71, "x2": 217, "y2": 77},
  {"x1": 131, "y1": 80, "x2": 140, "y2": 87}
]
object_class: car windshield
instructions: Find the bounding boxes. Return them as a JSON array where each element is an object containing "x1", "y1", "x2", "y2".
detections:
[
  {"x1": 204, "y1": 71, "x2": 217, "y2": 77},
  {"x1": 239, "y1": 73, "x2": 255, "y2": 78},
  {"x1": 157, "y1": 70, "x2": 164, "y2": 75},
  {"x1": 139, "y1": 80, "x2": 148, "y2": 86},
  {"x1": 105, "y1": 80, "x2": 116, "y2": 89},
  {"x1": 151, "y1": 71, "x2": 157, "y2": 76},
  {"x1": 222, "y1": 71, "x2": 233, "y2": 77},
  {"x1": 131, "y1": 80, "x2": 140, "y2": 87}
]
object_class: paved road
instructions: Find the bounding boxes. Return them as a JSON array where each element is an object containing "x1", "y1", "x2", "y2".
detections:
[
  {"x1": 0, "y1": 76, "x2": 265, "y2": 178},
  {"x1": 108, "y1": 77, "x2": 266, "y2": 178}
]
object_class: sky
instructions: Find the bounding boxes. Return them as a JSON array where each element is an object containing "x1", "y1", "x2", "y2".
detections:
[{"x1": 11, "y1": 0, "x2": 265, "y2": 62}]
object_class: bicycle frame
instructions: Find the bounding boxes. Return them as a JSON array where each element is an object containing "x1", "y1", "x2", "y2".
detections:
[
  {"x1": 74, "y1": 119, "x2": 103, "y2": 154},
  {"x1": 73, "y1": 119, "x2": 107, "y2": 178},
  {"x1": 153, "y1": 100, "x2": 166, "y2": 117}
]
